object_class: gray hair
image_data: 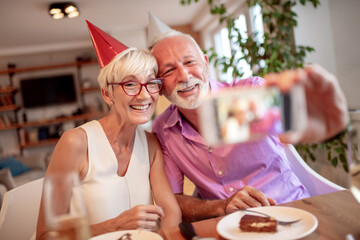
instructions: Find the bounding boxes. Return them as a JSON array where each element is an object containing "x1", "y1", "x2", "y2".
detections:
[
  {"x1": 148, "y1": 30, "x2": 205, "y2": 65},
  {"x1": 98, "y1": 48, "x2": 158, "y2": 95}
]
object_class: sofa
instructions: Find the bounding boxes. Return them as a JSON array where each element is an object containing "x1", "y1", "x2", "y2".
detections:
[{"x1": 0, "y1": 153, "x2": 48, "y2": 207}]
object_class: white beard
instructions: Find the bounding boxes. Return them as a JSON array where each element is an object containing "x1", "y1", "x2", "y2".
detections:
[{"x1": 164, "y1": 77, "x2": 209, "y2": 109}]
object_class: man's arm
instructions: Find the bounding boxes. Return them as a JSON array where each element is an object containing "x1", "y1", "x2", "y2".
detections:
[
  {"x1": 176, "y1": 186, "x2": 276, "y2": 222},
  {"x1": 176, "y1": 194, "x2": 225, "y2": 222}
]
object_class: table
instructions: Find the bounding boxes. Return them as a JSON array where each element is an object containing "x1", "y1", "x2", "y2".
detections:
[{"x1": 162, "y1": 190, "x2": 360, "y2": 240}]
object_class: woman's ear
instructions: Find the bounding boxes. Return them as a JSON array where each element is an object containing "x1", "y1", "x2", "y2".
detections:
[{"x1": 101, "y1": 89, "x2": 113, "y2": 106}]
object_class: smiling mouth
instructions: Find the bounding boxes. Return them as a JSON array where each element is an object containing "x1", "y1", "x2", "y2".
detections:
[
  {"x1": 178, "y1": 84, "x2": 197, "y2": 93},
  {"x1": 130, "y1": 104, "x2": 151, "y2": 110}
]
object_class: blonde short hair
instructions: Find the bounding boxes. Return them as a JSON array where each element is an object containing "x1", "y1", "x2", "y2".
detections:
[{"x1": 98, "y1": 48, "x2": 158, "y2": 94}]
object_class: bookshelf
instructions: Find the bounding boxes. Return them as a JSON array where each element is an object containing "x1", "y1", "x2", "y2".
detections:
[
  {"x1": 0, "y1": 86, "x2": 19, "y2": 128},
  {"x1": 17, "y1": 111, "x2": 105, "y2": 149},
  {"x1": 0, "y1": 59, "x2": 103, "y2": 152}
]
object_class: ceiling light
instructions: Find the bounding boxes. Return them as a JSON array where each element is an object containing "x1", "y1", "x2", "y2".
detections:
[
  {"x1": 49, "y1": 8, "x2": 61, "y2": 15},
  {"x1": 49, "y1": 2, "x2": 80, "y2": 20},
  {"x1": 53, "y1": 12, "x2": 65, "y2": 20},
  {"x1": 67, "y1": 10, "x2": 80, "y2": 18},
  {"x1": 64, "y1": 5, "x2": 76, "y2": 14}
]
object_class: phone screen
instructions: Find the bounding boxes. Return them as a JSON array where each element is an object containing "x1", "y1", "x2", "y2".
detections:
[
  {"x1": 199, "y1": 86, "x2": 296, "y2": 146},
  {"x1": 216, "y1": 87, "x2": 282, "y2": 144}
]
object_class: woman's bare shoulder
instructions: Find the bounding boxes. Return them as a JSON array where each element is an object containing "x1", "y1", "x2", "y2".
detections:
[
  {"x1": 48, "y1": 127, "x2": 88, "y2": 172},
  {"x1": 58, "y1": 127, "x2": 87, "y2": 150}
]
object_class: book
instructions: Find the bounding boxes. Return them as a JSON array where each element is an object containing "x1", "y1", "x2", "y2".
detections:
[
  {"x1": 4, "y1": 95, "x2": 14, "y2": 105},
  {"x1": 1, "y1": 113, "x2": 11, "y2": 126},
  {"x1": 0, "y1": 95, "x2": 14, "y2": 106},
  {"x1": 0, "y1": 96, "x2": 7, "y2": 106}
]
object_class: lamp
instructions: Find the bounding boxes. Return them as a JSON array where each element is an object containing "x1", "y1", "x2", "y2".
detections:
[{"x1": 49, "y1": 2, "x2": 80, "y2": 20}]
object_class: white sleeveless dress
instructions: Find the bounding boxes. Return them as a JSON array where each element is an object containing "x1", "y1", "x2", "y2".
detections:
[{"x1": 74, "y1": 120, "x2": 153, "y2": 225}]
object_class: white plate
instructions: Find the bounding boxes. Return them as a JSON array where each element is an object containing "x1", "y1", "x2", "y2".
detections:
[
  {"x1": 217, "y1": 206, "x2": 318, "y2": 240},
  {"x1": 90, "y1": 230, "x2": 163, "y2": 240}
]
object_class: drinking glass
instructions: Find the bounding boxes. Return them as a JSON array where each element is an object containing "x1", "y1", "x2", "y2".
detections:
[{"x1": 43, "y1": 172, "x2": 90, "y2": 240}]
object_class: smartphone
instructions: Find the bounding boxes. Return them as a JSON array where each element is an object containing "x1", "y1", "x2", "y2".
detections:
[{"x1": 198, "y1": 85, "x2": 307, "y2": 146}]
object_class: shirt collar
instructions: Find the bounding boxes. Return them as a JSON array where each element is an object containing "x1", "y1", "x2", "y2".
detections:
[
  {"x1": 162, "y1": 104, "x2": 206, "y2": 144},
  {"x1": 163, "y1": 104, "x2": 182, "y2": 129}
]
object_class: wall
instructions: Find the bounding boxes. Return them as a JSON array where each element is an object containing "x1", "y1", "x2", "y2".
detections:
[
  {"x1": 293, "y1": 0, "x2": 337, "y2": 73},
  {"x1": 112, "y1": 27, "x2": 147, "y2": 50},
  {"x1": 328, "y1": 0, "x2": 360, "y2": 110},
  {"x1": 293, "y1": 0, "x2": 360, "y2": 110}
]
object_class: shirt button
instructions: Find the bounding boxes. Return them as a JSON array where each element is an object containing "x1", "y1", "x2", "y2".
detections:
[
  {"x1": 229, "y1": 187, "x2": 234, "y2": 192},
  {"x1": 208, "y1": 147, "x2": 213, "y2": 153},
  {"x1": 218, "y1": 171, "x2": 223, "y2": 176}
]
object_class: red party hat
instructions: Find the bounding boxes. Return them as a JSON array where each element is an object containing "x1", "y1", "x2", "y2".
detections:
[{"x1": 86, "y1": 20, "x2": 128, "y2": 68}]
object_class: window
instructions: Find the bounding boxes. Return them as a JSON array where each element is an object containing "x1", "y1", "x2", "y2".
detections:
[
  {"x1": 214, "y1": 27, "x2": 232, "y2": 82},
  {"x1": 212, "y1": 4, "x2": 264, "y2": 82}
]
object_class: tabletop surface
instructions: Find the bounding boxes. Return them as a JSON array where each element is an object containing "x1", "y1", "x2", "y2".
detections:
[{"x1": 162, "y1": 190, "x2": 360, "y2": 240}]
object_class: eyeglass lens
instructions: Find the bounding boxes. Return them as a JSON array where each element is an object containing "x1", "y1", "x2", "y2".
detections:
[{"x1": 123, "y1": 79, "x2": 162, "y2": 96}]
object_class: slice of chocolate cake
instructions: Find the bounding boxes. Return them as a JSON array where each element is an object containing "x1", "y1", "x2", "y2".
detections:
[{"x1": 239, "y1": 214, "x2": 277, "y2": 233}]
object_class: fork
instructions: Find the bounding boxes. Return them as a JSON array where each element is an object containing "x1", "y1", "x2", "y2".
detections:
[
  {"x1": 118, "y1": 233, "x2": 132, "y2": 240},
  {"x1": 226, "y1": 209, "x2": 301, "y2": 225}
]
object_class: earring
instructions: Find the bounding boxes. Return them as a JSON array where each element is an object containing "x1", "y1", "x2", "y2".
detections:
[{"x1": 110, "y1": 101, "x2": 114, "y2": 105}]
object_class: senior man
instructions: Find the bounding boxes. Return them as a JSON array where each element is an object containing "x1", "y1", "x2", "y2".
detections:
[{"x1": 148, "y1": 13, "x2": 348, "y2": 222}]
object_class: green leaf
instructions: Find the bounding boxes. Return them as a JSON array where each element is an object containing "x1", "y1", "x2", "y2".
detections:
[
  {"x1": 339, "y1": 154, "x2": 346, "y2": 163},
  {"x1": 311, "y1": 144, "x2": 318, "y2": 150},
  {"x1": 331, "y1": 157, "x2": 338, "y2": 167},
  {"x1": 309, "y1": 152, "x2": 316, "y2": 162},
  {"x1": 334, "y1": 147, "x2": 345, "y2": 154}
]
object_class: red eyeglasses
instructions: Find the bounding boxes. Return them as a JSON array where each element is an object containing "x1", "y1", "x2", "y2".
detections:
[{"x1": 107, "y1": 78, "x2": 164, "y2": 96}]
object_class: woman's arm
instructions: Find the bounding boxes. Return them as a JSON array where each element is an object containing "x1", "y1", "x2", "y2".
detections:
[
  {"x1": 147, "y1": 132, "x2": 182, "y2": 229},
  {"x1": 90, "y1": 205, "x2": 164, "y2": 236}
]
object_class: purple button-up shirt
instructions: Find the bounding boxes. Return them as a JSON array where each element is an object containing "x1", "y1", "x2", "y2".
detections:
[{"x1": 152, "y1": 77, "x2": 310, "y2": 204}]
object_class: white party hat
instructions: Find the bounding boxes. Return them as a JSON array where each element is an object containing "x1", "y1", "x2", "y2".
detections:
[{"x1": 147, "y1": 11, "x2": 173, "y2": 47}]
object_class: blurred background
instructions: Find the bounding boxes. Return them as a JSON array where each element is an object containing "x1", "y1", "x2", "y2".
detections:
[{"x1": 0, "y1": 0, "x2": 359, "y2": 192}]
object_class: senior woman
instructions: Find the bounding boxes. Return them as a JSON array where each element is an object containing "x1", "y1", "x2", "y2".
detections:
[{"x1": 36, "y1": 21, "x2": 181, "y2": 239}]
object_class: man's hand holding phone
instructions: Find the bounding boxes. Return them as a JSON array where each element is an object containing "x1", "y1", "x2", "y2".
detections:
[{"x1": 264, "y1": 64, "x2": 349, "y2": 144}]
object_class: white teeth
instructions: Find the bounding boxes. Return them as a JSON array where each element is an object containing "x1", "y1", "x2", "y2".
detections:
[
  {"x1": 179, "y1": 85, "x2": 196, "y2": 92},
  {"x1": 131, "y1": 104, "x2": 150, "y2": 110}
]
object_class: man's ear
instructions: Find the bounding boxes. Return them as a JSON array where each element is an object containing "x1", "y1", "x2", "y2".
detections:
[
  {"x1": 101, "y1": 88, "x2": 112, "y2": 106},
  {"x1": 204, "y1": 54, "x2": 209, "y2": 69}
]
